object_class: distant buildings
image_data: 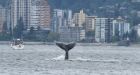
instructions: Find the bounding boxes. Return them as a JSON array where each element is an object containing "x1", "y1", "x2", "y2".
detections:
[
  {"x1": 112, "y1": 17, "x2": 130, "y2": 39},
  {"x1": 51, "y1": 9, "x2": 131, "y2": 43},
  {"x1": 94, "y1": 17, "x2": 131, "y2": 43},
  {"x1": 59, "y1": 26, "x2": 85, "y2": 42},
  {"x1": 95, "y1": 18, "x2": 113, "y2": 43},
  {"x1": 134, "y1": 24, "x2": 140, "y2": 37},
  {"x1": 51, "y1": 9, "x2": 86, "y2": 42},
  {"x1": 51, "y1": 9, "x2": 72, "y2": 32},
  {"x1": 51, "y1": 9, "x2": 63, "y2": 32},
  {"x1": 80, "y1": 29, "x2": 86, "y2": 40},
  {"x1": 30, "y1": 2, "x2": 38, "y2": 29},
  {"x1": 132, "y1": 0, "x2": 140, "y2": 2},
  {"x1": 73, "y1": 10, "x2": 87, "y2": 27},
  {"x1": 11, "y1": 0, "x2": 31, "y2": 29},
  {"x1": 85, "y1": 16, "x2": 96, "y2": 32},
  {"x1": 0, "y1": 5, "x2": 6, "y2": 32},
  {"x1": 136, "y1": 25, "x2": 140, "y2": 37},
  {"x1": 0, "y1": 0, "x2": 132, "y2": 43},
  {"x1": 137, "y1": 11, "x2": 140, "y2": 17},
  {"x1": 5, "y1": 2, "x2": 12, "y2": 32},
  {"x1": 10, "y1": 0, "x2": 51, "y2": 31},
  {"x1": 29, "y1": 0, "x2": 51, "y2": 30}
]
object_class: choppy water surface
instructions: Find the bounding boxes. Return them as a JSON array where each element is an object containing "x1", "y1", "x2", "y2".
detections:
[{"x1": 0, "y1": 45, "x2": 140, "y2": 75}]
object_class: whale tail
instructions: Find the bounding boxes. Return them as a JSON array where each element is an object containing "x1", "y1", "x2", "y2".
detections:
[
  {"x1": 56, "y1": 42, "x2": 76, "y2": 51},
  {"x1": 56, "y1": 42, "x2": 76, "y2": 60}
]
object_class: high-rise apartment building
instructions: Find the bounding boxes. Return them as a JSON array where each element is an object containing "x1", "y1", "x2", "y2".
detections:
[
  {"x1": 73, "y1": 10, "x2": 87, "y2": 27},
  {"x1": 51, "y1": 9, "x2": 63, "y2": 32},
  {"x1": 95, "y1": 18, "x2": 113, "y2": 43},
  {"x1": 5, "y1": 2, "x2": 12, "y2": 31},
  {"x1": 0, "y1": 5, "x2": 6, "y2": 32},
  {"x1": 10, "y1": 0, "x2": 50, "y2": 30},
  {"x1": 112, "y1": 17, "x2": 130, "y2": 38},
  {"x1": 85, "y1": 16, "x2": 96, "y2": 32},
  {"x1": 51, "y1": 9, "x2": 72, "y2": 32},
  {"x1": 11, "y1": 0, "x2": 31, "y2": 29},
  {"x1": 135, "y1": 24, "x2": 140, "y2": 37},
  {"x1": 29, "y1": 0, "x2": 51, "y2": 30}
]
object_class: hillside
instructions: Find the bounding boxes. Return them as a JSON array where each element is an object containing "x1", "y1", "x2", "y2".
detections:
[
  {"x1": 0, "y1": 0, "x2": 7, "y2": 6},
  {"x1": 0, "y1": 0, "x2": 140, "y2": 25}
]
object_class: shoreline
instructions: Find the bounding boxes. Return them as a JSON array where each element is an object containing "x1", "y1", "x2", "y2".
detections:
[
  {"x1": 0, "y1": 41, "x2": 116, "y2": 45},
  {"x1": 1, "y1": 41, "x2": 140, "y2": 47}
]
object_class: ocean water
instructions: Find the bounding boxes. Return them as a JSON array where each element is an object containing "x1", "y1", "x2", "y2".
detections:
[{"x1": 0, "y1": 44, "x2": 140, "y2": 75}]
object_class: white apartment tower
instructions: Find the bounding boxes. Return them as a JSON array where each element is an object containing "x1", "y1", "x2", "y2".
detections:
[
  {"x1": 95, "y1": 18, "x2": 113, "y2": 43},
  {"x1": 11, "y1": 0, "x2": 31, "y2": 29},
  {"x1": 112, "y1": 17, "x2": 130, "y2": 37},
  {"x1": 0, "y1": 5, "x2": 6, "y2": 32}
]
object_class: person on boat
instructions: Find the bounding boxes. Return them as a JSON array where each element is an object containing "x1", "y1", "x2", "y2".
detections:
[{"x1": 14, "y1": 39, "x2": 23, "y2": 45}]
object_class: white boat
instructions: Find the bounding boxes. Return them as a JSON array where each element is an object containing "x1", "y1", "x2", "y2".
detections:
[
  {"x1": 11, "y1": 44, "x2": 24, "y2": 50},
  {"x1": 11, "y1": 39, "x2": 24, "y2": 50}
]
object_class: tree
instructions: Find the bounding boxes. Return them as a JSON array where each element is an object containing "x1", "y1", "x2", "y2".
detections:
[
  {"x1": 29, "y1": 27, "x2": 35, "y2": 34},
  {"x1": 13, "y1": 17, "x2": 24, "y2": 38},
  {"x1": 47, "y1": 32, "x2": 60, "y2": 42},
  {"x1": 85, "y1": 30, "x2": 95, "y2": 42},
  {"x1": 24, "y1": 27, "x2": 36, "y2": 41},
  {"x1": 86, "y1": 30, "x2": 95, "y2": 37},
  {"x1": 129, "y1": 29, "x2": 138, "y2": 42},
  {"x1": 9, "y1": 26, "x2": 13, "y2": 39},
  {"x1": 2, "y1": 21, "x2": 7, "y2": 33},
  {"x1": 122, "y1": 31, "x2": 129, "y2": 40},
  {"x1": 0, "y1": 32, "x2": 10, "y2": 41},
  {"x1": 0, "y1": 21, "x2": 11, "y2": 41},
  {"x1": 37, "y1": 26, "x2": 41, "y2": 31},
  {"x1": 111, "y1": 30, "x2": 120, "y2": 42},
  {"x1": 0, "y1": 21, "x2": 10, "y2": 41}
]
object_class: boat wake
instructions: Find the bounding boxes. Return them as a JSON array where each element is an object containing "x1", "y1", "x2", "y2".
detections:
[
  {"x1": 70, "y1": 57, "x2": 91, "y2": 61},
  {"x1": 52, "y1": 55, "x2": 65, "y2": 60},
  {"x1": 11, "y1": 44, "x2": 24, "y2": 50},
  {"x1": 46, "y1": 55, "x2": 120, "y2": 63}
]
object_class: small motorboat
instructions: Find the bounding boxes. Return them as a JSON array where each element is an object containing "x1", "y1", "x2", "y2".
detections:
[{"x1": 11, "y1": 39, "x2": 24, "y2": 50}]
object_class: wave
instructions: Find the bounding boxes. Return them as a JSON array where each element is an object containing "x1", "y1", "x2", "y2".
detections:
[{"x1": 45, "y1": 55, "x2": 120, "y2": 63}]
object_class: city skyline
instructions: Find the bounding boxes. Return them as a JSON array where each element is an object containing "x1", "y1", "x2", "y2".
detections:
[{"x1": 0, "y1": 0, "x2": 139, "y2": 43}]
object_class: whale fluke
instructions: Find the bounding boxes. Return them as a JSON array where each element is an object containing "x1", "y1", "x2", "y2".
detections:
[
  {"x1": 56, "y1": 42, "x2": 76, "y2": 60},
  {"x1": 56, "y1": 42, "x2": 76, "y2": 51}
]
